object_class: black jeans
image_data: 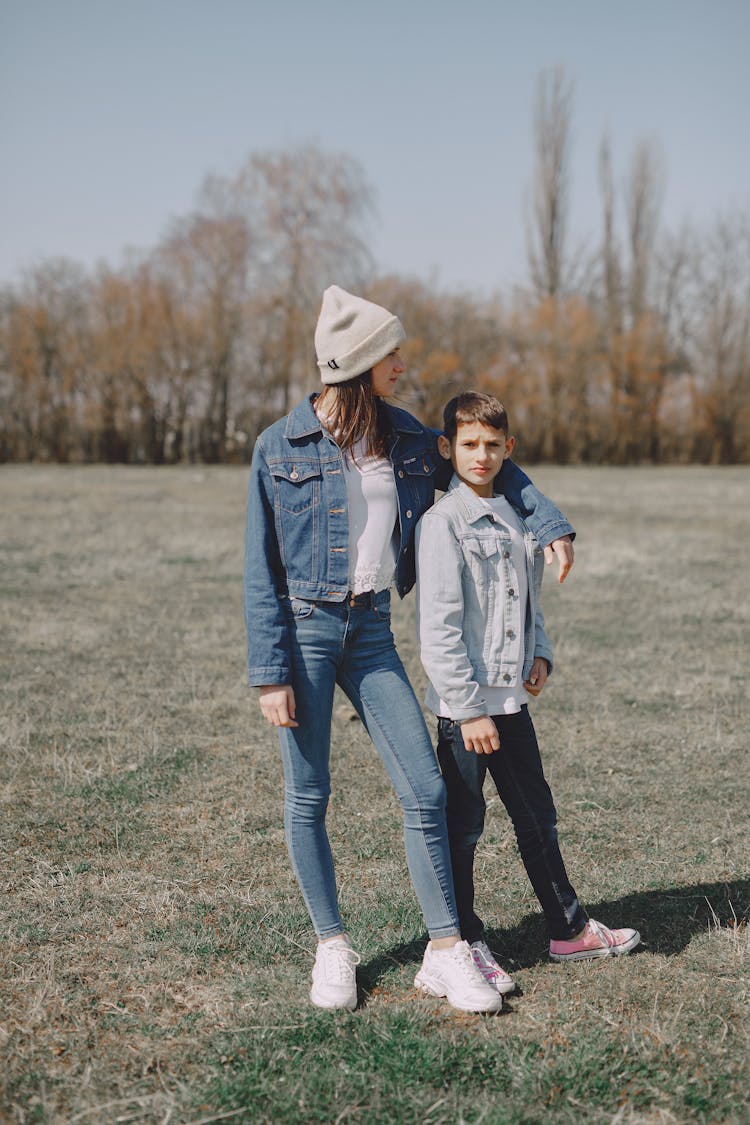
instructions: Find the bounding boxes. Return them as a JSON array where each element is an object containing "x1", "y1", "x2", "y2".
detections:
[{"x1": 436, "y1": 705, "x2": 588, "y2": 942}]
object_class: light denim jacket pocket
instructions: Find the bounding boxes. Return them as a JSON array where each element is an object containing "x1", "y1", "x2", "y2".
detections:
[{"x1": 464, "y1": 534, "x2": 504, "y2": 586}]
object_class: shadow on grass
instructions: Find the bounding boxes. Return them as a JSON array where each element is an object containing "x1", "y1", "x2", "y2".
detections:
[{"x1": 358, "y1": 876, "x2": 750, "y2": 998}]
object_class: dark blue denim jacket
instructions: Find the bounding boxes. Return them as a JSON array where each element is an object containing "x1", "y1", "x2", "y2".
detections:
[{"x1": 244, "y1": 395, "x2": 575, "y2": 686}]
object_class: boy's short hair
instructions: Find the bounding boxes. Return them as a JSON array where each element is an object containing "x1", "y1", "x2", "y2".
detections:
[{"x1": 443, "y1": 392, "x2": 509, "y2": 441}]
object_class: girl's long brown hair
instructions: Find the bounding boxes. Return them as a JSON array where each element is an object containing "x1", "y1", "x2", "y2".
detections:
[{"x1": 315, "y1": 373, "x2": 391, "y2": 460}]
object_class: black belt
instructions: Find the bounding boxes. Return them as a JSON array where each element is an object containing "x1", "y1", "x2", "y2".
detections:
[{"x1": 347, "y1": 589, "x2": 376, "y2": 607}]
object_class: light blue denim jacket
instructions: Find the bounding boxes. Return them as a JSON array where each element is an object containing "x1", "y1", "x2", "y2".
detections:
[
  {"x1": 415, "y1": 474, "x2": 554, "y2": 721},
  {"x1": 244, "y1": 396, "x2": 572, "y2": 687}
]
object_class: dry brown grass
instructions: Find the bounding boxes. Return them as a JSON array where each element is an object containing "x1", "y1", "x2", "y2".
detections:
[{"x1": 1, "y1": 464, "x2": 748, "y2": 1124}]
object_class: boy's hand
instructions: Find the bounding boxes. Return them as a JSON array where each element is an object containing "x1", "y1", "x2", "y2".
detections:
[
  {"x1": 460, "y1": 715, "x2": 500, "y2": 755},
  {"x1": 258, "y1": 685, "x2": 299, "y2": 727},
  {"x1": 544, "y1": 535, "x2": 574, "y2": 583},
  {"x1": 523, "y1": 658, "x2": 550, "y2": 697}
]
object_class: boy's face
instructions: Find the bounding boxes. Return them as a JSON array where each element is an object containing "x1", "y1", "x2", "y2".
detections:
[{"x1": 438, "y1": 421, "x2": 516, "y2": 498}]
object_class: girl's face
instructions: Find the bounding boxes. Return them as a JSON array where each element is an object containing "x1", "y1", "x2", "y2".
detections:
[{"x1": 370, "y1": 349, "x2": 405, "y2": 397}]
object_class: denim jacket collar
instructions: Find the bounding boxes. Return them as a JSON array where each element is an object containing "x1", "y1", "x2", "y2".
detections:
[
  {"x1": 284, "y1": 394, "x2": 426, "y2": 442},
  {"x1": 445, "y1": 472, "x2": 503, "y2": 527},
  {"x1": 384, "y1": 403, "x2": 425, "y2": 434},
  {"x1": 284, "y1": 395, "x2": 325, "y2": 440}
]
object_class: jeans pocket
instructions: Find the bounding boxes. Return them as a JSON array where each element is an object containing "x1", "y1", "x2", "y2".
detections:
[
  {"x1": 372, "y1": 590, "x2": 392, "y2": 623},
  {"x1": 289, "y1": 597, "x2": 315, "y2": 619},
  {"x1": 437, "y1": 716, "x2": 456, "y2": 742}
]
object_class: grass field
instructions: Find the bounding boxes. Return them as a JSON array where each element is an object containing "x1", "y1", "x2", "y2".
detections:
[{"x1": 1, "y1": 464, "x2": 748, "y2": 1125}]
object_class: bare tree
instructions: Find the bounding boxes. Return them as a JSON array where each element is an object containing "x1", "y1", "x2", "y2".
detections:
[
  {"x1": 2, "y1": 134, "x2": 747, "y2": 466},
  {"x1": 595, "y1": 134, "x2": 674, "y2": 461},
  {"x1": 626, "y1": 139, "x2": 664, "y2": 322},
  {"x1": 155, "y1": 213, "x2": 251, "y2": 461},
  {"x1": 87, "y1": 267, "x2": 142, "y2": 462},
  {"x1": 201, "y1": 144, "x2": 375, "y2": 417},
  {"x1": 520, "y1": 69, "x2": 599, "y2": 460},
  {"x1": 527, "y1": 67, "x2": 574, "y2": 300},
  {"x1": 688, "y1": 214, "x2": 750, "y2": 462},
  {"x1": 598, "y1": 134, "x2": 623, "y2": 341},
  {"x1": 367, "y1": 275, "x2": 504, "y2": 425},
  {"x1": 498, "y1": 291, "x2": 605, "y2": 463},
  {"x1": 0, "y1": 261, "x2": 90, "y2": 460}
]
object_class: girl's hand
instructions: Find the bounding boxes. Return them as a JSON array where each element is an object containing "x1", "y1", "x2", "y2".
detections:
[
  {"x1": 460, "y1": 715, "x2": 500, "y2": 755},
  {"x1": 523, "y1": 658, "x2": 550, "y2": 697},
  {"x1": 544, "y1": 536, "x2": 574, "y2": 583},
  {"x1": 258, "y1": 685, "x2": 299, "y2": 727}
]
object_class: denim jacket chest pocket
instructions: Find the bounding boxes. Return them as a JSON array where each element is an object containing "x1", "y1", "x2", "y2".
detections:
[
  {"x1": 462, "y1": 531, "x2": 511, "y2": 588},
  {"x1": 395, "y1": 449, "x2": 439, "y2": 510},
  {"x1": 270, "y1": 461, "x2": 322, "y2": 513}
]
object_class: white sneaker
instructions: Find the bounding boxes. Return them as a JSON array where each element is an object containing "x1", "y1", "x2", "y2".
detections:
[
  {"x1": 414, "y1": 940, "x2": 503, "y2": 1013},
  {"x1": 470, "y1": 939, "x2": 516, "y2": 995},
  {"x1": 310, "y1": 938, "x2": 360, "y2": 1010}
]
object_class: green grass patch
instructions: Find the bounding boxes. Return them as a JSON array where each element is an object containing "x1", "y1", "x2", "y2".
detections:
[
  {"x1": 1, "y1": 465, "x2": 748, "y2": 1124},
  {"x1": 199, "y1": 1016, "x2": 743, "y2": 1124},
  {"x1": 78, "y1": 744, "x2": 202, "y2": 809}
]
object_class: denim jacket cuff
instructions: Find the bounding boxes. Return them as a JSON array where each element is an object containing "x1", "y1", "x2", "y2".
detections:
[
  {"x1": 450, "y1": 702, "x2": 490, "y2": 722},
  {"x1": 248, "y1": 666, "x2": 290, "y2": 687},
  {"x1": 531, "y1": 517, "x2": 576, "y2": 549}
]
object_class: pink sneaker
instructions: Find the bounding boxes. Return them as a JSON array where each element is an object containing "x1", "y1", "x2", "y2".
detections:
[
  {"x1": 470, "y1": 940, "x2": 516, "y2": 995},
  {"x1": 549, "y1": 919, "x2": 640, "y2": 962}
]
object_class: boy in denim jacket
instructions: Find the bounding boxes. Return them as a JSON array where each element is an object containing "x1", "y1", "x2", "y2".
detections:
[{"x1": 415, "y1": 392, "x2": 639, "y2": 996}]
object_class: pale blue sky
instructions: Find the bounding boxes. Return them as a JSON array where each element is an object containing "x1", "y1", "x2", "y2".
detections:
[{"x1": 1, "y1": 0, "x2": 749, "y2": 293}]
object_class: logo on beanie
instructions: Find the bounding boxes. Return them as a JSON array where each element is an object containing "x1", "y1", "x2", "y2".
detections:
[{"x1": 327, "y1": 359, "x2": 340, "y2": 370}]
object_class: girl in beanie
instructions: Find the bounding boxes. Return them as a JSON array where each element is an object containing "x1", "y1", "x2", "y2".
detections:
[{"x1": 244, "y1": 286, "x2": 575, "y2": 1013}]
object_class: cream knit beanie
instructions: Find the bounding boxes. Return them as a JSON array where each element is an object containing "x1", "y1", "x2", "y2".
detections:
[{"x1": 314, "y1": 285, "x2": 405, "y2": 384}]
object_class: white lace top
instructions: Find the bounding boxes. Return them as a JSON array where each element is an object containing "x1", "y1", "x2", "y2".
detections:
[
  {"x1": 343, "y1": 438, "x2": 398, "y2": 594},
  {"x1": 315, "y1": 405, "x2": 398, "y2": 594}
]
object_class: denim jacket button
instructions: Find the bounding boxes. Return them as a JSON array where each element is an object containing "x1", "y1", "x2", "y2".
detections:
[
  {"x1": 503, "y1": 673, "x2": 512, "y2": 683},
  {"x1": 406, "y1": 510, "x2": 412, "y2": 518},
  {"x1": 506, "y1": 630, "x2": 515, "y2": 639},
  {"x1": 508, "y1": 588, "x2": 515, "y2": 596},
  {"x1": 398, "y1": 470, "x2": 405, "y2": 478}
]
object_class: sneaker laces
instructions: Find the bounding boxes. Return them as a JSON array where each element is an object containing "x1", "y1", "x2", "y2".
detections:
[
  {"x1": 444, "y1": 941, "x2": 485, "y2": 982},
  {"x1": 586, "y1": 919, "x2": 617, "y2": 950},
  {"x1": 319, "y1": 942, "x2": 361, "y2": 983},
  {"x1": 471, "y1": 941, "x2": 503, "y2": 981}
]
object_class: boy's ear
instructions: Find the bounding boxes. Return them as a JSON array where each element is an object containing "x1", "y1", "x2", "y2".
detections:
[
  {"x1": 503, "y1": 435, "x2": 516, "y2": 460},
  {"x1": 437, "y1": 434, "x2": 452, "y2": 460}
]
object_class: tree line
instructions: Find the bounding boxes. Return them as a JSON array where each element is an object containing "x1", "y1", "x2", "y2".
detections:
[{"x1": 2, "y1": 71, "x2": 749, "y2": 465}]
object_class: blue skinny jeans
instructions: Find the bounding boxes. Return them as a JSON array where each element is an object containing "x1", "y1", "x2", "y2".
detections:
[
  {"x1": 436, "y1": 706, "x2": 588, "y2": 942},
  {"x1": 277, "y1": 589, "x2": 460, "y2": 941}
]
